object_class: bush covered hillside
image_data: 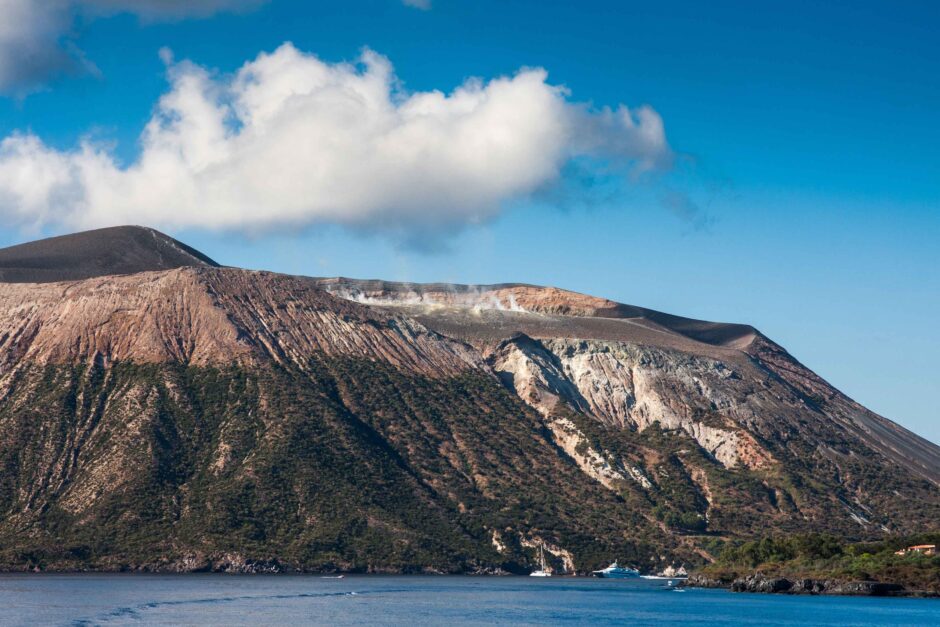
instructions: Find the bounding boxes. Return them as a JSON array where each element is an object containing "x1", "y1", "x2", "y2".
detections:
[
  {"x1": 0, "y1": 359, "x2": 684, "y2": 573},
  {"x1": 698, "y1": 534, "x2": 940, "y2": 594}
]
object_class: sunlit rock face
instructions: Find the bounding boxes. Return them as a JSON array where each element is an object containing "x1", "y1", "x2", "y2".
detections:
[
  {"x1": 0, "y1": 267, "x2": 484, "y2": 377},
  {"x1": 490, "y1": 336, "x2": 773, "y2": 470}
]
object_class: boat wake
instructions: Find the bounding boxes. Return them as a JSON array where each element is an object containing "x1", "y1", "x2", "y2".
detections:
[{"x1": 69, "y1": 589, "x2": 385, "y2": 625}]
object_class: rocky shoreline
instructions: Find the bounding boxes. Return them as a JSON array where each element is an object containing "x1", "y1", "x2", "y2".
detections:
[
  {"x1": 3, "y1": 564, "x2": 938, "y2": 597},
  {"x1": 0, "y1": 552, "x2": 522, "y2": 575},
  {"x1": 686, "y1": 573, "x2": 937, "y2": 598}
]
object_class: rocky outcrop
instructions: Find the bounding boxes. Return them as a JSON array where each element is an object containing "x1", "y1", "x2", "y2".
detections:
[
  {"x1": 484, "y1": 334, "x2": 772, "y2": 470},
  {"x1": 731, "y1": 573, "x2": 795, "y2": 593},
  {"x1": 143, "y1": 553, "x2": 286, "y2": 574},
  {"x1": 486, "y1": 335, "x2": 649, "y2": 490},
  {"x1": 541, "y1": 339, "x2": 774, "y2": 469},
  {"x1": 520, "y1": 536, "x2": 577, "y2": 574},
  {"x1": 729, "y1": 573, "x2": 907, "y2": 596},
  {"x1": 685, "y1": 573, "x2": 730, "y2": 588},
  {"x1": 823, "y1": 580, "x2": 906, "y2": 596},
  {"x1": 544, "y1": 417, "x2": 632, "y2": 490},
  {"x1": 692, "y1": 573, "x2": 911, "y2": 597},
  {"x1": 486, "y1": 334, "x2": 590, "y2": 417}
]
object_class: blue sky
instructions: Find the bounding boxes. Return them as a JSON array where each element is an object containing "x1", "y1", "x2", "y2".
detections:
[{"x1": 0, "y1": 0, "x2": 938, "y2": 443}]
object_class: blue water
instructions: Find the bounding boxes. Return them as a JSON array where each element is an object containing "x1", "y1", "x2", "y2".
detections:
[{"x1": 0, "y1": 575, "x2": 936, "y2": 626}]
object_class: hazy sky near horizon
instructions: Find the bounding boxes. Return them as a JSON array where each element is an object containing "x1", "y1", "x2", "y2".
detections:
[{"x1": 0, "y1": 0, "x2": 938, "y2": 444}]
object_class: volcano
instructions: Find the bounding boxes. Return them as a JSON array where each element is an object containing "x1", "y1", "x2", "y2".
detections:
[{"x1": 0, "y1": 226, "x2": 936, "y2": 574}]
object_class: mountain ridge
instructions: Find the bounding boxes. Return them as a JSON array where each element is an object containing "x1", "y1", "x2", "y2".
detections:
[{"x1": 310, "y1": 276, "x2": 760, "y2": 351}]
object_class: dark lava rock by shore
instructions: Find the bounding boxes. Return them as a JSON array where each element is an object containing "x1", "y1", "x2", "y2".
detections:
[
  {"x1": 685, "y1": 573, "x2": 730, "y2": 589},
  {"x1": 729, "y1": 573, "x2": 907, "y2": 596}
]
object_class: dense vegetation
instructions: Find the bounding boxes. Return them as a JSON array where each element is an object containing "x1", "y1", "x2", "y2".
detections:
[
  {"x1": 700, "y1": 533, "x2": 940, "y2": 593},
  {"x1": 0, "y1": 358, "x2": 682, "y2": 573},
  {"x1": 0, "y1": 355, "x2": 937, "y2": 574}
]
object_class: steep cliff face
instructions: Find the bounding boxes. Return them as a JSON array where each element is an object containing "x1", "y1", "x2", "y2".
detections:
[
  {"x1": 0, "y1": 228, "x2": 938, "y2": 574},
  {"x1": 487, "y1": 335, "x2": 771, "y2": 470}
]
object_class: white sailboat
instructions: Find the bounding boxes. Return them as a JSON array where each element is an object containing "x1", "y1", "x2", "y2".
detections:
[{"x1": 529, "y1": 543, "x2": 552, "y2": 577}]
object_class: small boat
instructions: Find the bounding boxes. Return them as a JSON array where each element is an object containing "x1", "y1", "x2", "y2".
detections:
[
  {"x1": 592, "y1": 562, "x2": 640, "y2": 578},
  {"x1": 529, "y1": 544, "x2": 552, "y2": 577},
  {"x1": 320, "y1": 575, "x2": 345, "y2": 579}
]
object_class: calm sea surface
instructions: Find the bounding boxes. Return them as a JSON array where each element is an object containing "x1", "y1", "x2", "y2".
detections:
[{"x1": 0, "y1": 574, "x2": 936, "y2": 626}]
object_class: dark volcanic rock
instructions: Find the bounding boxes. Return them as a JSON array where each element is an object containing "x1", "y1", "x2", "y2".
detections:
[
  {"x1": 0, "y1": 225, "x2": 218, "y2": 283},
  {"x1": 796, "y1": 578, "x2": 827, "y2": 593},
  {"x1": 824, "y1": 581, "x2": 905, "y2": 596},
  {"x1": 685, "y1": 573, "x2": 730, "y2": 588},
  {"x1": 142, "y1": 553, "x2": 286, "y2": 573},
  {"x1": 729, "y1": 574, "x2": 907, "y2": 596},
  {"x1": 732, "y1": 574, "x2": 794, "y2": 593}
]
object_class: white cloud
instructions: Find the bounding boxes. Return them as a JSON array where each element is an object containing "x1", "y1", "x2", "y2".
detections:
[
  {"x1": 0, "y1": 0, "x2": 74, "y2": 95},
  {"x1": 0, "y1": 0, "x2": 263, "y2": 94},
  {"x1": 0, "y1": 44, "x2": 670, "y2": 237}
]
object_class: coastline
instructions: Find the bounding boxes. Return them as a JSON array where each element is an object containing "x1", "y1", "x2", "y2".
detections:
[
  {"x1": 685, "y1": 573, "x2": 939, "y2": 599},
  {"x1": 3, "y1": 566, "x2": 936, "y2": 599}
]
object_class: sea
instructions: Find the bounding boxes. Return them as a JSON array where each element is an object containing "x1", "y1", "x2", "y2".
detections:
[{"x1": 0, "y1": 574, "x2": 936, "y2": 626}]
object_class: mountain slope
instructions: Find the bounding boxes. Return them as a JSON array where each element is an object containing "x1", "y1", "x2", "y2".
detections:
[
  {"x1": 313, "y1": 278, "x2": 940, "y2": 487},
  {"x1": 0, "y1": 267, "x2": 480, "y2": 376},
  {"x1": 0, "y1": 228, "x2": 937, "y2": 574},
  {"x1": 0, "y1": 264, "x2": 673, "y2": 573},
  {"x1": 0, "y1": 226, "x2": 217, "y2": 283}
]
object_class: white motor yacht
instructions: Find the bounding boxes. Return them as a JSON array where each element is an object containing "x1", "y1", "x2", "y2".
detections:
[{"x1": 591, "y1": 562, "x2": 640, "y2": 578}]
